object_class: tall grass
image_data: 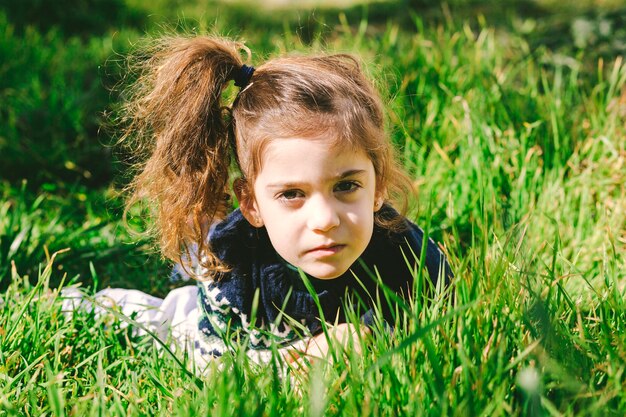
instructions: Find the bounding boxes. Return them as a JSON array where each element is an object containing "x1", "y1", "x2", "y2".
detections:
[
  {"x1": 0, "y1": 182, "x2": 170, "y2": 293},
  {"x1": 1, "y1": 2, "x2": 625, "y2": 416}
]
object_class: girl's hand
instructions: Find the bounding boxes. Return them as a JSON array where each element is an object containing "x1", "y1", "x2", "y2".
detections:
[
  {"x1": 280, "y1": 323, "x2": 370, "y2": 396},
  {"x1": 282, "y1": 323, "x2": 370, "y2": 365}
]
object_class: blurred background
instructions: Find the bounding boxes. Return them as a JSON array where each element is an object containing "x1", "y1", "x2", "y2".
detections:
[
  {"x1": 1, "y1": 0, "x2": 625, "y2": 293},
  {"x1": 1, "y1": 0, "x2": 625, "y2": 187}
]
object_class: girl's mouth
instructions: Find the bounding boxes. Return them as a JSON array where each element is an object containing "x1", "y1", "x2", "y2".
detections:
[{"x1": 306, "y1": 244, "x2": 346, "y2": 256}]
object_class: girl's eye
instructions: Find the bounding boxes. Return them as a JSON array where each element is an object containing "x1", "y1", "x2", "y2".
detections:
[
  {"x1": 334, "y1": 180, "x2": 361, "y2": 193},
  {"x1": 278, "y1": 190, "x2": 304, "y2": 201}
]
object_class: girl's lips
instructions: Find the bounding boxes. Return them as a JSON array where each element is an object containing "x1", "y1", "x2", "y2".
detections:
[{"x1": 306, "y1": 244, "x2": 346, "y2": 257}]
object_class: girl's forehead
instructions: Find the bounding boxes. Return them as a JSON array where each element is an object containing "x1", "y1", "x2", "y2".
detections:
[
  {"x1": 257, "y1": 137, "x2": 372, "y2": 178},
  {"x1": 260, "y1": 138, "x2": 371, "y2": 172},
  {"x1": 261, "y1": 135, "x2": 360, "y2": 160},
  {"x1": 238, "y1": 117, "x2": 376, "y2": 180}
]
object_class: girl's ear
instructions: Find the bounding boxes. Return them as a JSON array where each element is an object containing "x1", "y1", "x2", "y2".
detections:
[
  {"x1": 234, "y1": 178, "x2": 264, "y2": 227},
  {"x1": 374, "y1": 187, "x2": 387, "y2": 212}
]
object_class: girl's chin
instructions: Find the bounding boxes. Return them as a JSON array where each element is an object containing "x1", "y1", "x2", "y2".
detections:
[{"x1": 301, "y1": 264, "x2": 350, "y2": 280}]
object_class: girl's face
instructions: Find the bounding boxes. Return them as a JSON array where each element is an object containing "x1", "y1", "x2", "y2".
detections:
[{"x1": 238, "y1": 136, "x2": 382, "y2": 280}]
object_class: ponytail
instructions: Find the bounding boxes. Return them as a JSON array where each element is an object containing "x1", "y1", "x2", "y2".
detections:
[{"x1": 119, "y1": 36, "x2": 249, "y2": 274}]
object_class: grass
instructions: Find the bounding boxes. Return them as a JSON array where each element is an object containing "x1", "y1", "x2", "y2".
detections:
[{"x1": 1, "y1": 1, "x2": 626, "y2": 415}]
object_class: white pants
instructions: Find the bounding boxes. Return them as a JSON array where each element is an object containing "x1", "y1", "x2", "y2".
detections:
[{"x1": 61, "y1": 285, "x2": 201, "y2": 352}]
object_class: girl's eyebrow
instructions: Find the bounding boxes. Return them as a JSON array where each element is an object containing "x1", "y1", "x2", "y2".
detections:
[
  {"x1": 337, "y1": 169, "x2": 367, "y2": 179},
  {"x1": 265, "y1": 169, "x2": 367, "y2": 189}
]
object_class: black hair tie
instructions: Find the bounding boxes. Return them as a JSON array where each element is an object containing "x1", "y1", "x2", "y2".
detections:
[{"x1": 233, "y1": 64, "x2": 255, "y2": 89}]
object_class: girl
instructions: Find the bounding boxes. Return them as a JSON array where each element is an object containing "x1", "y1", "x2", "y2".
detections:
[{"x1": 67, "y1": 36, "x2": 451, "y2": 369}]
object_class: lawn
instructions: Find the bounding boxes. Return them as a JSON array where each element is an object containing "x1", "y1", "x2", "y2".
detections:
[{"x1": 0, "y1": 0, "x2": 625, "y2": 415}]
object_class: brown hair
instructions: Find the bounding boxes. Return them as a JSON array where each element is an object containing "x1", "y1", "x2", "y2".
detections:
[{"x1": 118, "y1": 35, "x2": 413, "y2": 274}]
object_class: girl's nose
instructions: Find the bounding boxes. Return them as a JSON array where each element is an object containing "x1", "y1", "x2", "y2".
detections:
[{"x1": 306, "y1": 196, "x2": 340, "y2": 232}]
